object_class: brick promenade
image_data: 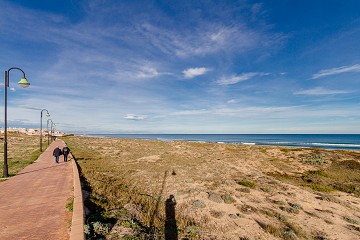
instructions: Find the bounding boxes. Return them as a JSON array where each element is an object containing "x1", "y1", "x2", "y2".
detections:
[{"x1": 0, "y1": 140, "x2": 73, "y2": 240}]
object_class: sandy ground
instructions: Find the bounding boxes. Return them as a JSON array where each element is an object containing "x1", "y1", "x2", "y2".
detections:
[{"x1": 66, "y1": 137, "x2": 360, "y2": 240}]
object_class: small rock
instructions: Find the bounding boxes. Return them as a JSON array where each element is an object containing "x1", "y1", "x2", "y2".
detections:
[
  {"x1": 208, "y1": 192, "x2": 223, "y2": 203},
  {"x1": 124, "y1": 203, "x2": 141, "y2": 219},
  {"x1": 192, "y1": 200, "x2": 206, "y2": 208},
  {"x1": 228, "y1": 214, "x2": 238, "y2": 219}
]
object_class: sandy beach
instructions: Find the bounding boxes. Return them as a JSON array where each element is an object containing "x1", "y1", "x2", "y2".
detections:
[{"x1": 63, "y1": 135, "x2": 360, "y2": 239}]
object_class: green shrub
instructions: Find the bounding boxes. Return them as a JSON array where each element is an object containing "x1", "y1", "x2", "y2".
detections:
[
  {"x1": 304, "y1": 184, "x2": 334, "y2": 193},
  {"x1": 306, "y1": 170, "x2": 329, "y2": 177},
  {"x1": 236, "y1": 179, "x2": 256, "y2": 188}
]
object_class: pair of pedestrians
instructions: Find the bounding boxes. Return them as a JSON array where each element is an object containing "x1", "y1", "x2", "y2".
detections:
[{"x1": 53, "y1": 145, "x2": 71, "y2": 163}]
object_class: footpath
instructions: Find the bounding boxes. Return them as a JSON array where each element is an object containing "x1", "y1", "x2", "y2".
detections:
[{"x1": 0, "y1": 140, "x2": 75, "y2": 240}]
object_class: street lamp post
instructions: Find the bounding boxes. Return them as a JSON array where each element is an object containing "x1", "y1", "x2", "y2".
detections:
[
  {"x1": 3, "y1": 67, "x2": 30, "y2": 178},
  {"x1": 51, "y1": 122, "x2": 56, "y2": 142},
  {"x1": 40, "y1": 109, "x2": 50, "y2": 152},
  {"x1": 47, "y1": 119, "x2": 53, "y2": 145}
]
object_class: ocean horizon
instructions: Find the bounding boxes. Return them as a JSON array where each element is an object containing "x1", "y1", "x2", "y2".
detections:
[{"x1": 84, "y1": 134, "x2": 360, "y2": 151}]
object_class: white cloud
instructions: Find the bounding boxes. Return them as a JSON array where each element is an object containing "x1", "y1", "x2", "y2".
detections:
[
  {"x1": 312, "y1": 64, "x2": 360, "y2": 79},
  {"x1": 294, "y1": 87, "x2": 350, "y2": 95},
  {"x1": 183, "y1": 67, "x2": 209, "y2": 79},
  {"x1": 124, "y1": 114, "x2": 147, "y2": 120},
  {"x1": 227, "y1": 99, "x2": 237, "y2": 104},
  {"x1": 217, "y1": 72, "x2": 268, "y2": 85},
  {"x1": 136, "y1": 66, "x2": 160, "y2": 79}
]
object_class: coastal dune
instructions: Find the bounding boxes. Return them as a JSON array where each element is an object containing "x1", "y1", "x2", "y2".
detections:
[{"x1": 64, "y1": 136, "x2": 360, "y2": 239}]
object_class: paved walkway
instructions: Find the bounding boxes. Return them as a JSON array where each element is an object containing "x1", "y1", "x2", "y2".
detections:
[{"x1": 0, "y1": 140, "x2": 73, "y2": 240}]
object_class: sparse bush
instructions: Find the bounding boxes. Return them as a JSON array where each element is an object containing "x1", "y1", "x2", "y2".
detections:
[
  {"x1": 280, "y1": 206, "x2": 300, "y2": 214},
  {"x1": 236, "y1": 179, "x2": 256, "y2": 188},
  {"x1": 343, "y1": 216, "x2": 359, "y2": 225},
  {"x1": 347, "y1": 225, "x2": 360, "y2": 232},
  {"x1": 265, "y1": 224, "x2": 282, "y2": 237},
  {"x1": 304, "y1": 184, "x2": 334, "y2": 193},
  {"x1": 273, "y1": 200, "x2": 286, "y2": 205},
  {"x1": 92, "y1": 221, "x2": 110, "y2": 235},
  {"x1": 221, "y1": 194, "x2": 235, "y2": 204},
  {"x1": 333, "y1": 183, "x2": 358, "y2": 195},
  {"x1": 260, "y1": 187, "x2": 271, "y2": 192},
  {"x1": 306, "y1": 170, "x2": 329, "y2": 177},
  {"x1": 300, "y1": 153, "x2": 327, "y2": 165},
  {"x1": 288, "y1": 202, "x2": 302, "y2": 210},
  {"x1": 280, "y1": 148, "x2": 303, "y2": 153}
]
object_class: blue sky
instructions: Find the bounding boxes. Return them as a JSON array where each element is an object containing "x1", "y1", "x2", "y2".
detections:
[{"x1": 1, "y1": 0, "x2": 360, "y2": 133}]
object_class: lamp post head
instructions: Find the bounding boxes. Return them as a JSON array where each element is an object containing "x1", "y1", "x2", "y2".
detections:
[{"x1": 18, "y1": 77, "x2": 30, "y2": 88}]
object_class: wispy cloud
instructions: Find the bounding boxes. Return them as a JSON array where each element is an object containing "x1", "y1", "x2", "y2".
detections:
[
  {"x1": 124, "y1": 114, "x2": 147, "y2": 120},
  {"x1": 183, "y1": 67, "x2": 210, "y2": 79},
  {"x1": 312, "y1": 64, "x2": 360, "y2": 79},
  {"x1": 137, "y1": 21, "x2": 284, "y2": 58},
  {"x1": 294, "y1": 87, "x2": 350, "y2": 95},
  {"x1": 170, "y1": 104, "x2": 360, "y2": 120},
  {"x1": 136, "y1": 66, "x2": 160, "y2": 79},
  {"x1": 172, "y1": 109, "x2": 209, "y2": 116},
  {"x1": 217, "y1": 72, "x2": 269, "y2": 85}
]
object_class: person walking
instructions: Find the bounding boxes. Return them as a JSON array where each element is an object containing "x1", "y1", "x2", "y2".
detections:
[
  {"x1": 53, "y1": 146, "x2": 62, "y2": 163},
  {"x1": 62, "y1": 145, "x2": 71, "y2": 162}
]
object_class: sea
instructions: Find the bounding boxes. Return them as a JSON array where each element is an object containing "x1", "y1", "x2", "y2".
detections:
[{"x1": 85, "y1": 134, "x2": 360, "y2": 151}]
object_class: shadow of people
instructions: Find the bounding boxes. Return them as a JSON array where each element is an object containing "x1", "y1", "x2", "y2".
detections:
[{"x1": 165, "y1": 194, "x2": 178, "y2": 240}]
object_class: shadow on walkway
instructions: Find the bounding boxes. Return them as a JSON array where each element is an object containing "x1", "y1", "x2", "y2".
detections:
[{"x1": 16, "y1": 162, "x2": 67, "y2": 176}]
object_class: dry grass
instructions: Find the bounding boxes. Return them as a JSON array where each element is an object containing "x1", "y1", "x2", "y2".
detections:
[
  {"x1": 0, "y1": 133, "x2": 45, "y2": 178},
  {"x1": 62, "y1": 135, "x2": 360, "y2": 239}
]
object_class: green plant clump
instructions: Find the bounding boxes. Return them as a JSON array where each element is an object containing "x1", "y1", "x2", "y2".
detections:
[
  {"x1": 304, "y1": 184, "x2": 334, "y2": 193},
  {"x1": 236, "y1": 179, "x2": 256, "y2": 188},
  {"x1": 65, "y1": 197, "x2": 74, "y2": 212}
]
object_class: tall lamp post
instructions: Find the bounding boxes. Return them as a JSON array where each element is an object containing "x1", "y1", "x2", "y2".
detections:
[
  {"x1": 3, "y1": 67, "x2": 30, "y2": 178},
  {"x1": 51, "y1": 122, "x2": 56, "y2": 142},
  {"x1": 40, "y1": 109, "x2": 50, "y2": 152},
  {"x1": 47, "y1": 119, "x2": 53, "y2": 145}
]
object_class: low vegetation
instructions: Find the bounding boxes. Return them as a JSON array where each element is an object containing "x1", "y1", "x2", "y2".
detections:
[
  {"x1": 271, "y1": 150, "x2": 360, "y2": 197},
  {"x1": 236, "y1": 179, "x2": 257, "y2": 188},
  {"x1": 0, "y1": 133, "x2": 45, "y2": 178},
  {"x1": 61, "y1": 135, "x2": 360, "y2": 239}
]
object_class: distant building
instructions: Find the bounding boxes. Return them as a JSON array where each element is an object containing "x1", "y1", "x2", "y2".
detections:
[{"x1": 0, "y1": 128, "x2": 63, "y2": 136}]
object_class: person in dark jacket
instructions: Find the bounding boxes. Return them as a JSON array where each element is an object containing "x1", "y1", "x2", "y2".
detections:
[
  {"x1": 62, "y1": 145, "x2": 70, "y2": 162},
  {"x1": 53, "y1": 146, "x2": 62, "y2": 163}
]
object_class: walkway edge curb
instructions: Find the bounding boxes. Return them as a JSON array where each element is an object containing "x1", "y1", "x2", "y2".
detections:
[{"x1": 70, "y1": 155, "x2": 86, "y2": 240}]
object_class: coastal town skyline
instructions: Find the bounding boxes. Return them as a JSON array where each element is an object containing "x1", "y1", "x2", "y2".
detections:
[{"x1": 1, "y1": 0, "x2": 360, "y2": 134}]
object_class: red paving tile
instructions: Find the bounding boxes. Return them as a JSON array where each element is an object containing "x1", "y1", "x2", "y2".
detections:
[{"x1": 0, "y1": 140, "x2": 73, "y2": 240}]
